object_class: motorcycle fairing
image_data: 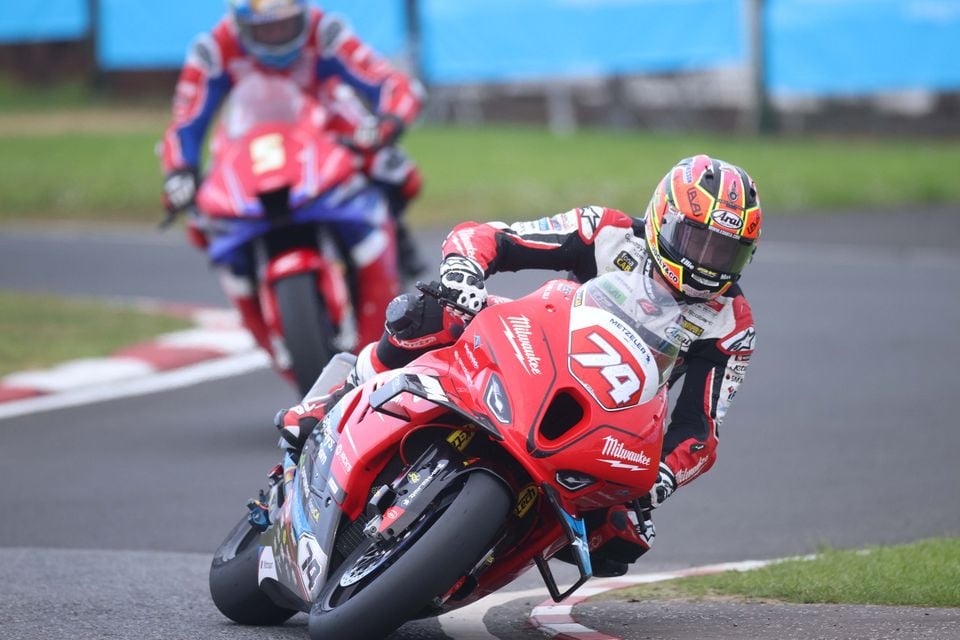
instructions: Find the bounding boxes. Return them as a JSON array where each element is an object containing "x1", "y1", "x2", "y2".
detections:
[
  {"x1": 205, "y1": 186, "x2": 387, "y2": 265},
  {"x1": 420, "y1": 283, "x2": 667, "y2": 510},
  {"x1": 256, "y1": 387, "x2": 362, "y2": 607},
  {"x1": 369, "y1": 371, "x2": 501, "y2": 439},
  {"x1": 198, "y1": 121, "x2": 355, "y2": 218}
]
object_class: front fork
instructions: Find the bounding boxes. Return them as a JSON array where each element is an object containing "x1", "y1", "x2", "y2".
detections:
[
  {"x1": 254, "y1": 237, "x2": 356, "y2": 360},
  {"x1": 534, "y1": 484, "x2": 593, "y2": 602}
]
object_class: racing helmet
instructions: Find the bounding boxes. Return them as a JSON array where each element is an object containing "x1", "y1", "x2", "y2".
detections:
[
  {"x1": 644, "y1": 155, "x2": 762, "y2": 301},
  {"x1": 230, "y1": 0, "x2": 310, "y2": 69}
]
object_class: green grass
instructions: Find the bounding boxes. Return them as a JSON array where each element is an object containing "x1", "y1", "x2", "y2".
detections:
[
  {"x1": 0, "y1": 291, "x2": 192, "y2": 377},
  {"x1": 603, "y1": 538, "x2": 960, "y2": 608},
  {"x1": 1, "y1": 108, "x2": 960, "y2": 227},
  {"x1": 409, "y1": 127, "x2": 960, "y2": 220}
]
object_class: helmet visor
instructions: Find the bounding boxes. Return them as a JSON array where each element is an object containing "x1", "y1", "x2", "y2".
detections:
[
  {"x1": 661, "y1": 214, "x2": 754, "y2": 276},
  {"x1": 245, "y1": 12, "x2": 306, "y2": 47}
]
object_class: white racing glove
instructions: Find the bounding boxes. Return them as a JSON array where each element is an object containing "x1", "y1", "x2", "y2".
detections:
[
  {"x1": 439, "y1": 255, "x2": 487, "y2": 313},
  {"x1": 639, "y1": 462, "x2": 677, "y2": 509},
  {"x1": 163, "y1": 168, "x2": 198, "y2": 214},
  {"x1": 351, "y1": 114, "x2": 404, "y2": 152}
]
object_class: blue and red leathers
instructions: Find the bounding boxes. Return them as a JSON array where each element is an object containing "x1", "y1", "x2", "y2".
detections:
[
  {"x1": 161, "y1": 7, "x2": 423, "y2": 199},
  {"x1": 160, "y1": 7, "x2": 424, "y2": 358}
]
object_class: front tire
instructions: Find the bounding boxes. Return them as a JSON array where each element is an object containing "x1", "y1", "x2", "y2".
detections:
[
  {"x1": 209, "y1": 516, "x2": 297, "y2": 626},
  {"x1": 308, "y1": 471, "x2": 510, "y2": 640},
  {"x1": 273, "y1": 272, "x2": 336, "y2": 396}
]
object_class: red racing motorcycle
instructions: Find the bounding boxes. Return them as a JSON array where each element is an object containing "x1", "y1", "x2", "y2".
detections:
[
  {"x1": 210, "y1": 269, "x2": 683, "y2": 639},
  {"x1": 178, "y1": 73, "x2": 396, "y2": 394}
]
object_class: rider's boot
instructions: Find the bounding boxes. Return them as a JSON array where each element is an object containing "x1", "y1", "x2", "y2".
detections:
[
  {"x1": 555, "y1": 502, "x2": 655, "y2": 578},
  {"x1": 273, "y1": 384, "x2": 354, "y2": 459},
  {"x1": 271, "y1": 346, "x2": 380, "y2": 459}
]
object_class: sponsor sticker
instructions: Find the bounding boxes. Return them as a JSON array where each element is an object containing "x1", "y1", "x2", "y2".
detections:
[
  {"x1": 614, "y1": 250, "x2": 639, "y2": 272},
  {"x1": 500, "y1": 315, "x2": 543, "y2": 375},
  {"x1": 596, "y1": 435, "x2": 652, "y2": 472},
  {"x1": 515, "y1": 484, "x2": 539, "y2": 518},
  {"x1": 681, "y1": 318, "x2": 704, "y2": 336},
  {"x1": 446, "y1": 429, "x2": 476, "y2": 452}
]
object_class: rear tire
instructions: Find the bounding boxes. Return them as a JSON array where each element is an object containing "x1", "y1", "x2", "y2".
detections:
[
  {"x1": 209, "y1": 516, "x2": 298, "y2": 626},
  {"x1": 308, "y1": 471, "x2": 510, "y2": 640},
  {"x1": 273, "y1": 272, "x2": 336, "y2": 396}
]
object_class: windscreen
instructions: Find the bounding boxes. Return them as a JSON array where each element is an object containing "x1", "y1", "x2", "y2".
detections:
[
  {"x1": 221, "y1": 74, "x2": 306, "y2": 139},
  {"x1": 575, "y1": 269, "x2": 683, "y2": 389}
]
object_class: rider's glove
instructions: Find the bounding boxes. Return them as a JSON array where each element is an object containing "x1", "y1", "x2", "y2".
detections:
[
  {"x1": 637, "y1": 462, "x2": 677, "y2": 510},
  {"x1": 162, "y1": 167, "x2": 198, "y2": 214},
  {"x1": 352, "y1": 114, "x2": 404, "y2": 152},
  {"x1": 439, "y1": 255, "x2": 487, "y2": 314}
]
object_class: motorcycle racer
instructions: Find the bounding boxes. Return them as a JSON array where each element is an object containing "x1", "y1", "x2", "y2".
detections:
[
  {"x1": 160, "y1": 1, "x2": 426, "y2": 353},
  {"x1": 277, "y1": 154, "x2": 762, "y2": 577}
]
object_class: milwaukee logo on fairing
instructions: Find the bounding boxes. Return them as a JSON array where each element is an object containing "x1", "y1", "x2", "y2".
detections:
[
  {"x1": 500, "y1": 315, "x2": 542, "y2": 375},
  {"x1": 600, "y1": 436, "x2": 651, "y2": 467}
]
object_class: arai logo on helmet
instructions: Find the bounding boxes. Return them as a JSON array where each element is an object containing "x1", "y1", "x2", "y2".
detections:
[{"x1": 711, "y1": 209, "x2": 744, "y2": 231}]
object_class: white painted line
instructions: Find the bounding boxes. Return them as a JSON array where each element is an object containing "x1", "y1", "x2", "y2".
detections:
[
  {"x1": 0, "y1": 351, "x2": 270, "y2": 421},
  {"x1": 3, "y1": 357, "x2": 156, "y2": 393},
  {"x1": 191, "y1": 307, "x2": 241, "y2": 329},
  {"x1": 437, "y1": 586, "x2": 546, "y2": 640},
  {"x1": 436, "y1": 562, "x2": 773, "y2": 640},
  {"x1": 155, "y1": 327, "x2": 255, "y2": 353},
  {"x1": 527, "y1": 557, "x2": 809, "y2": 640}
]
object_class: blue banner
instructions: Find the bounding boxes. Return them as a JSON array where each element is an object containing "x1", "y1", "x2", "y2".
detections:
[
  {"x1": 419, "y1": 0, "x2": 747, "y2": 84},
  {"x1": 0, "y1": 0, "x2": 88, "y2": 43},
  {"x1": 8, "y1": 1, "x2": 959, "y2": 96},
  {"x1": 97, "y1": 0, "x2": 405, "y2": 70},
  {"x1": 767, "y1": 0, "x2": 960, "y2": 95},
  {"x1": 97, "y1": 1, "x2": 222, "y2": 69}
]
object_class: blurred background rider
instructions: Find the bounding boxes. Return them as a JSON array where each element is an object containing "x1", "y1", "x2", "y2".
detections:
[{"x1": 160, "y1": 0, "x2": 427, "y2": 278}]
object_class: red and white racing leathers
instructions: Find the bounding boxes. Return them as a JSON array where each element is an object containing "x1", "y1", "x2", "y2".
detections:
[
  {"x1": 371, "y1": 205, "x2": 757, "y2": 489},
  {"x1": 160, "y1": 6, "x2": 423, "y2": 198}
]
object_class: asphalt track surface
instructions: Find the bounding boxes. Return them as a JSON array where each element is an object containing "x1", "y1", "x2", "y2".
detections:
[{"x1": 1, "y1": 209, "x2": 959, "y2": 639}]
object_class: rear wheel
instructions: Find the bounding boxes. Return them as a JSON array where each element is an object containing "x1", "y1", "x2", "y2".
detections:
[
  {"x1": 209, "y1": 516, "x2": 298, "y2": 626},
  {"x1": 273, "y1": 272, "x2": 336, "y2": 396},
  {"x1": 308, "y1": 471, "x2": 510, "y2": 640}
]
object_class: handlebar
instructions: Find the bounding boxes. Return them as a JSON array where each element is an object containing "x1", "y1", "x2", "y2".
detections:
[{"x1": 415, "y1": 281, "x2": 480, "y2": 319}]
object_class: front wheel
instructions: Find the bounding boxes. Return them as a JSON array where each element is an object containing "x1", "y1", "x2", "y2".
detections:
[
  {"x1": 308, "y1": 471, "x2": 511, "y2": 640},
  {"x1": 209, "y1": 516, "x2": 298, "y2": 626},
  {"x1": 273, "y1": 272, "x2": 336, "y2": 396}
]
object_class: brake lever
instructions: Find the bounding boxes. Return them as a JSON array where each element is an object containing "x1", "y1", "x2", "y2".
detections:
[{"x1": 415, "y1": 281, "x2": 479, "y2": 319}]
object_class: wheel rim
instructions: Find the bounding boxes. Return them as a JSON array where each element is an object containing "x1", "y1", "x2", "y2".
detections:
[
  {"x1": 339, "y1": 543, "x2": 390, "y2": 587},
  {"x1": 324, "y1": 491, "x2": 458, "y2": 609}
]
